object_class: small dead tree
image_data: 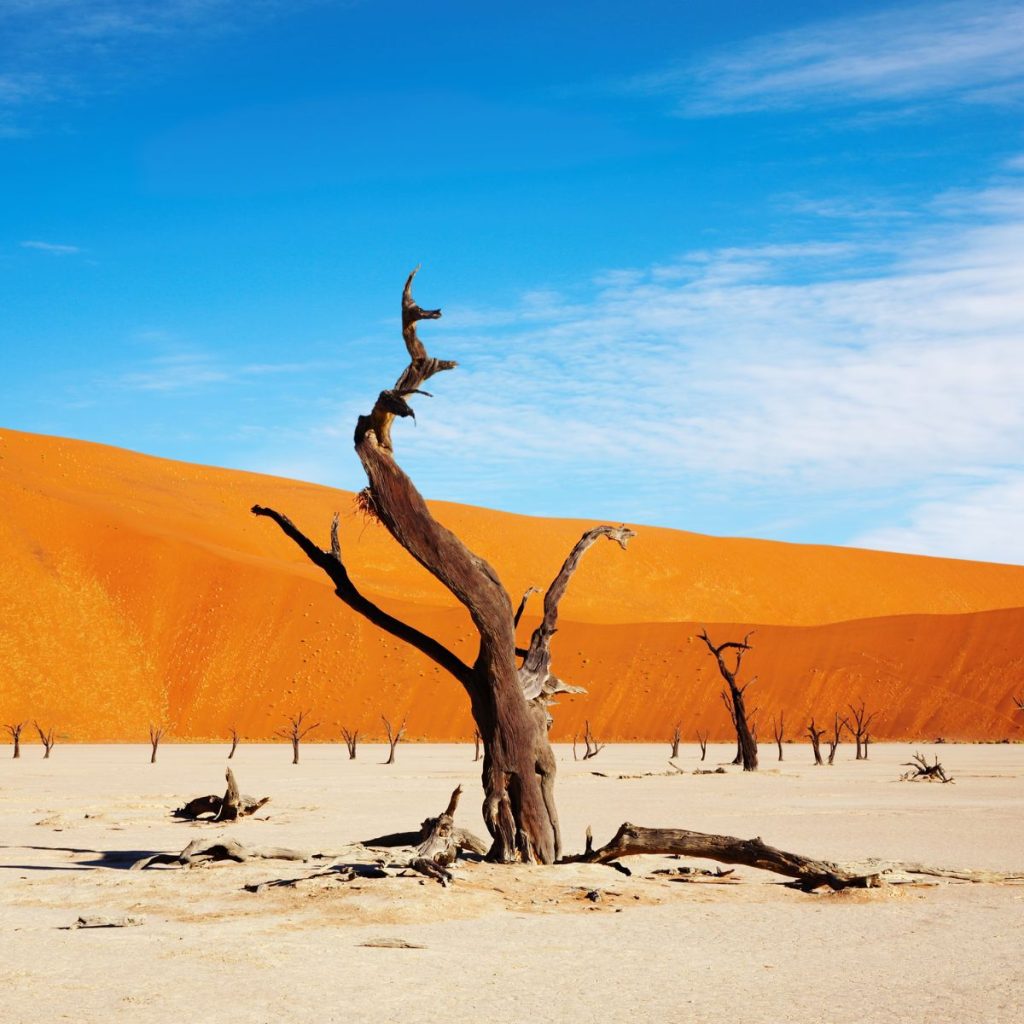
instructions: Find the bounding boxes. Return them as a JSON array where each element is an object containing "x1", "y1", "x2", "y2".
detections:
[
  {"x1": 670, "y1": 722, "x2": 681, "y2": 759},
  {"x1": 807, "y1": 718, "x2": 825, "y2": 766},
  {"x1": 699, "y1": 629, "x2": 758, "y2": 771},
  {"x1": 863, "y1": 730, "x2": 872, "y2": 759},
  {"x1": 847, "y1": 700, "x2": 878, "y2": 760},
  {"x1": 696, "y1": 729, "x2": 709, "y2": 761},
  {"x1": 771, "y1": 711, "x2": 785, "y2": 761},
  {"x1": 580, "y1": 720, "x2": 604, "y2": 760},
  {"x1": 227, "y1": 727, "x2": 239, "y2": 759},
  {"x1": 900, "y1": 752, "x2": 953, "y2": 783},
  {"x1": 341, "y1": 727, "x2": 359, "y2": 760},
  {"x1": 34, "y1": 722, "x2": 56, "y2": 759},
  {"x1": 278, "y1": 711, "x2": 319, "y2": 765},
  {"x1": 6, "y1": 721, "x2": 25, "y2": 758},
  {"x1": 473, "y1": 729, "x2": 481, "y2": 762},
  {"x1": 382, "y1": 715, "x2": 406, "y2": 765},
  {"x1": 826, "y1": 712, "x2": 849, "y2": 765},
  {"x1": 148, "y1": 724, "x2": 165, "y2": 764}
]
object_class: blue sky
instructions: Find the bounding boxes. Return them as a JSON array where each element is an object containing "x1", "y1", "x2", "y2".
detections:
[{"x1": 2, "y1": 0, "x2": 1023, "y2": 563}]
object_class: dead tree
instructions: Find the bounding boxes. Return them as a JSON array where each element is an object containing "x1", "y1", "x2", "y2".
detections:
[
  {"x1": 670, "y1": 723, "x2": 681, "y2": 759},
  {"x1": 807, "y1": 719, "x2": 825, "y2": 766},
  {"x1": 863, "y1": 730, "x2": 872, "y2": 759},
  {"x1": 148, "y1": 724, "x2": 164, "y2": 764},
  {"x1": 900, "y1": 752, "x2": 953, "y2": 783},
  {"x1": 580, "y1": 720, "x2": 604, "y2": 760},
  {"x1": 341, "y1": 727, "x2": 359, "y2": 760},
  {"x1": 252, "y1": 269, "x2": 633, "y2": 863},
  {"x1": 847, "y1": 700, "x2": 878, "y2": 760},
  {"x1": 382, "y1": 715, "x2": 406, "y2": 765},
  {"x1": 34, "y1": 722, "x2": 56, "y2": 759},
  {"x1": 174, "y1": 767, "x2": 270, "y2": 821},
  {"x1": 228, "y1": 727, "x2": 239, "y2": 760},
  {"x1": 5, "y1": 721, "x2": 25, "y2": 758},
  {"x1": 826, "y1": 712, "x2": 849, "y2": 765},
  {"x1": 473, "y1": 729, "x2": 481, "y2": 762},
  {"x1": 278, "y1": 711, "x2": 319, "y2": 765},
  {"x1": 771, "y1": 711, "x2": 785, "y2": 761},
  {"x1": 1014, "y1": 695, "x2": 1024, "y2": 714},
  {"x1": 699, "y1": 630, "x2": 758, "y2": 771},
  {"x1": 696, "y1": 729, "x2": 709, "y2": 761}
]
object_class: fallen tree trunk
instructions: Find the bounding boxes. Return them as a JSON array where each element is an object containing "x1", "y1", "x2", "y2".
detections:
[
  {"x1": 132, "y1": 839, "x2": 309, "y2": 870},
  {"x1": 173, "y1": 768, "x2": 270, "y2": 821}
]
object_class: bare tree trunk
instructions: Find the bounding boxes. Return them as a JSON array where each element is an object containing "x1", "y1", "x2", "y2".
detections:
[
  {"x1": 701, "y1": 631, "x2": 758, "y2": 771},
  {"x1": 277, "y1": 710, "x2": 319, "y2": 765},
  {"x1": 6, "y1": 722, "x2": 25, "y2": 759},
  {"x1": 252, "y1": 269, "x2": 633, "y2": 864},
  {"x1": 771, "y1": 711, "x2": 784, "y2": 761},
  {"x1": 34, "y1": 722, "x2": 55, "y2": 759},
  {"x1": 807, "y1": 719, "x2": 825, "y2": 766},
  {"x1": 382, "y1": 715, "x2": 406, "y2": 765},
  {"x1": 342, "y1": 727, "x2": 359, "y2": 759},
  {"x1": 697, "y1": 730, "x2": 708, "y2": 761},
  {"x1": 149, "y1": 724, "x2": 164, "y2": 764},
  {"x1": 473, "y1": 730, "x2": 481, "y2": 762},
  {"x1": 847, "y1": 700, "x2": 878, "y2": 761},
  {"x1": 228, "y1": 727, "x2": 239, "y2": 760},
  {"x1": 863, "y1": 732, "x2": 871, "y2": 759},
  {"x1": 826, "y1": 712, "x2": 849, "y2": 765},
  {"x1": 670, "y1": 723, "x2": 681, "y2": 760},
  {"x1": 581, "y1": 720, "x2": 604, "y2": 760}
]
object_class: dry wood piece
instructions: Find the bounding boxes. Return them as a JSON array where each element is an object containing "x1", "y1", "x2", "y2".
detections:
[
  {"x1": 381, "y1": 715, "x2": 406, "y2": 765},
  {"x1": 132, "y1": 838, "x2": 310, "y2": 870},
  {"x1": 670, "y1": 723, "x2": 681, "y2": 759},
  {"x1": 807, "y1": 718, "x2": 825, "y2": 766},
  {"x1": 565, "y1": 822, "x2": 1020, "y2": 890},
  {"x1": 148, "y1": 724, "x2": 164, "y2": 764},
  {"x1": 900, "y1": 752, "x2": 954, "y2": 783},
  {"x1": 278, "y1": 710, "x2": 319, "y2": 765},
  {"x1": 253, "y1": 269, "x2": 633, "y2": 863},
  {"x1": 771, "y1": 711, "x2": 785, "y2": 761},
  {"x1": 696, "y1": 729, "x2": 709, "y2": 762},
  {"x1": 847, "y1": 700, "x2": 878, "y2": 760},
  {"x1": 6, "y1": 721, "x2": 26, "y2": 759},
  {"x1": 174, "y1": 767, "x2": 270, "y2": 821},
  {"x1": 698, "y1": 630, "x2": 758, "y2": 771},
  {"x1": 341, "y1": 726, "x2": 359, "y2": 760},
  {"x1": 228, "y1": 727, "x2": 239, "y2": 760},
  {"x1": 70, "y1": 915, "x2": 145, "y2": 929},
  {"x1": 359, "y1": 938, "x2": 426, "y2": 949}
]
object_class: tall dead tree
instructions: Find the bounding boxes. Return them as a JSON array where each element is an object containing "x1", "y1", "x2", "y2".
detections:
[
  {"x1": 847, "y1": 700, "x2": 877, "y2": 760},
  {"x1": 34, "y1": 722, "x2": 56, "y2": 759},
  {"x1": 6, "y1": 721, "x2": 25, "y2": 759},
  {"x1": 252, "y1": 269, "x2": 633, "y2": 864},
  {"x1": 771, "y1": 711, "x2": 785, "y2": 761},
  {"x1": 341, "y1": 727, "x2": 359, "y2": 760},
  {"x1": 826, "y1": 712, "x2": 849, "y2": 765},
  {"x1": 696, "y1": 729, "x2": 709, "y2": 761},
  {"x1": 148, "y1": 724, "x2": 164, "y2": 764},
  {"x1": 807, "y1": 718, "x2": 825, "y2": 766},
  {"x1": 228, "y1": 727, "x2": 239, "y2": 760},
  {"x1": 698, "y1": 630, "x2": 758, "y2": 771},
  {"x1": 382, "y1": 715, "x2": 406, "y2": 765},
  {"x1": 670, "y1": 722, "x2": 681, "y2": 759},
  {"x1": 278, "y1": 711, "x2": 319, "y2": 765}
]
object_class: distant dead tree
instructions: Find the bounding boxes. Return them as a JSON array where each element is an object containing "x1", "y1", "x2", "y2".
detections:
[
  {"x1": 278, "y1": 711, "x2": 319, "y2": 764},
  {"x1": 341, "y1": 726, "x2": 359, "y2": 760},
  {"x1": 670, "y1": 722, "x2": 681, "y2": 759},
  {"x1": 698, "y1": 629, "x2": 758, "y2": 771},
  {"x1": 381, "y1": 715, "x2": 406, "y2": 765},
  {"x1": 826, "y1": 713, "x2": 849, "y2": 765},
  {"x1": 696, "y1": 729, "x2": 709, "y2": 761},
  {"x1": 6, "y1": 721, "x2": 26, "y2": 759},
  {"x1": 900, "y1": 752, "x2": 953, "y2": 783},
  {"x1": 847, "y1": 700, "x2": 878, "y2": 760},
  {"x1": 863, "y1": 730, "x2": 872, "y2": 759},
  {"x1": 807, "y1": 719, "x2": 825, "y2": 766},
  {"x1": 579, "y1": 720, "x2": 604, "y2": 760},
  {"x1": 148, "y1": 724, "x2": 165, "y2": 764},
  {"x1": 473, "y1": 729, "x2": 481, "y2": 762},
  {"x1": 34, "y1": 722, "x2": 56, "y2": 759},
  {"x1": 228, "y1": 727, "x2": 239, "y2": 760},
  {"x1": 771, "y1": 711, "x2": 785, "y2": 761}
]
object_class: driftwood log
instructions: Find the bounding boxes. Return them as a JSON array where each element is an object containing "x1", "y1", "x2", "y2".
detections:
[
  {"x1": 132, "y1": 839, "x2": 309, "y2": 870},
  {"x1": 174, "y1": 768, "x2": 270, "y2": 821}
]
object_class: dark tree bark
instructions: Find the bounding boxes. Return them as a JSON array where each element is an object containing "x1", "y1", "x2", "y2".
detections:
[
  {"x1": 473, "y1": 730, "x2": 481, "y2": 762},
  {"x1": 148, "y1": 724, "x2": 164, "y2": 764},
  {"x1": 341, "y1": 727, "x2": 359, "y2": 760},
  {"x1": 34, "y1": 722, "x2": 55, "y2": 759},
  {"x1": 699, "y1": 630, "x2": 758, "y2": 771},
  {"x1": 278, "y1": 710, "x2": 319, "y2": 765},
  {"x1": 807, "y1": 719, "x2": 825, "y2": 766},
  {"x1": 670, "y1": 723, "x2": 681, "y2": 760},
  {"x1": 696, "y1": 730, "x2": 709, "y2": 761},
  {"x1": 252, "y1": 269, "x2": 633, "y2": 864},
  {"x1": 863, "y1": 731, "x2": 871, "y2": 759},
  {"x1": 900, "y1": 752, "x2": 953, "y2": 783},
  {"x1": 771, "y1": 711, "x2": 784, "y2": 761},
  {"x1": 228, "y1": 727, "x2": 239, "y2": 760},
  {"x1": 6, "y1": 721, "x2": 25, "y2": 759},
  {"x1": 382, "y1": 715, "x2": 406, "y2": 765},
  {"x1": 826, "y1": 712, "x2": 849, "y2": 765},
  {"x1": 846, "y1": 700, "x2": 878, "y2": 760}
]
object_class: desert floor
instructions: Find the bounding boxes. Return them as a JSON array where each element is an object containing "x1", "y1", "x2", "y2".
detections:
[{"x1": 2, "y1": 742, "x2": 1022, "y2": 1024}]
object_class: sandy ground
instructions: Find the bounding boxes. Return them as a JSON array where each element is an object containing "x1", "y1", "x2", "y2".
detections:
[{"x1": 2, "y1": 742, "x2": 1022, "y2": 1024}]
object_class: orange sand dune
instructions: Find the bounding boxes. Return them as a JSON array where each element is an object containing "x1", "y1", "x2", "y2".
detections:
[{"x1": 1, "y1": 428, "x2": 1022, "y2": 743}]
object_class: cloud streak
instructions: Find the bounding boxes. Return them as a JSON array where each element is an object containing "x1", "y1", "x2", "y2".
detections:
[{"x1": 20, "y1": 239, "x2": 81, "y2": 255}]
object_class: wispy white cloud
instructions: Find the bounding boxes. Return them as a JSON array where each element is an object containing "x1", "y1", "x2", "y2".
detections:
[
  {"x1": 626, "y1": 1, "x2": 1024, "y2": 116},
  {"x1": 20, "y1": 239, "x2": 81, "y2": 254}
]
